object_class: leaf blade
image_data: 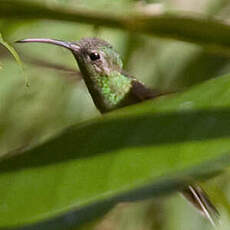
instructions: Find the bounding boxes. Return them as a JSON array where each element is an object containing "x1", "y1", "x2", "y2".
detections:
[
  {"x1": 1, "y1": 74, "x2": 230, "y2": 229},
  {"x1": 2, "y1": 0, "x2": 230, "y2": 55},
  {"x1": 0, "y1": 33, "x2": 28, "y2": 86}
]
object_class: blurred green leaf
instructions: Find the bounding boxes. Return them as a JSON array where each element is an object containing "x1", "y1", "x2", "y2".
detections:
[
  {"x1": 0, "y1": 33, "x2": 28, "y2": 85},
  {"x1": 1, "y1": 73, "x2": 230, "y2": 229},
  {"x1": 2, "y1": 0, "x2": 230, "y2": 55},
  {"x1": 0, "y1": 33, "x2": 22, "y2": 69}
]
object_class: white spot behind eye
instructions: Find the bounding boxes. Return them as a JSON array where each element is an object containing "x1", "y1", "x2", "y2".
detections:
[{"x1": 92, "y1": 57, "x2": 110, "y2": 74}]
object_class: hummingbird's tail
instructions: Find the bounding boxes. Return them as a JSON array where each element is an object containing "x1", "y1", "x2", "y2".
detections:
[{"x1": 182, "y1": 185, "x2": 219, "y2": 226}]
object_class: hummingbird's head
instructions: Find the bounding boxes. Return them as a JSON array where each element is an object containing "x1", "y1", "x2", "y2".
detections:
[
  {"x1": 16, "y1": 37, "x2": 131, "y2": 112},
  {"x1": 70, "y1": 38, "x2": 123, "y2": 77},
  {"x1": 17, "y1": 37, "x2": 123, "y2": 78}
]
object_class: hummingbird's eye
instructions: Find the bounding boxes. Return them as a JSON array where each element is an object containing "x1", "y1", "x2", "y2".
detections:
[{"x1": 89, "y1": 52, "x2": 100, "y2": 61}]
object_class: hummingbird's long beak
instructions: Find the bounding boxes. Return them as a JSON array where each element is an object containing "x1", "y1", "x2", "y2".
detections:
[{"x1": 16, "y1": 38, "x2": 80, "y2": 53}]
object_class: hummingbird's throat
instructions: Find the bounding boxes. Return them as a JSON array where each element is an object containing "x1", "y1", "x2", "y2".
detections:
[{"x1": 93, "y1": 71, "x2": 132, "y2": 112}]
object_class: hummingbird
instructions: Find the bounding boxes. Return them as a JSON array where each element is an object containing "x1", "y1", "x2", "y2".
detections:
[{"x1": 17, "y1": 37, "x2": 219, "y2": 225}]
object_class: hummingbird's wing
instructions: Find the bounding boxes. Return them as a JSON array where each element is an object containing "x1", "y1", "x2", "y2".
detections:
[
  {"x1": 182, "y1": 185, "x2": 219, "y2": 226},
  {"x1": 129, "y1": 79, "x2": 175, "y2": 102},
  {"x1": 121, "y1": 71, "x2": 164, "y2": 102},
  {"x1": 130, "y1": 80, "x2": 163, "y2": 101}
]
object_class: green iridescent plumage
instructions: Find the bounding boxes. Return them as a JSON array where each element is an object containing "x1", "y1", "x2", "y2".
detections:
[{"x1": 94, "y1": 72, "x2": 132, "y2": 111}]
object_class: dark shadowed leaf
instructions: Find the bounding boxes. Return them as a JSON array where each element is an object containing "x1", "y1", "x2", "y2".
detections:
[{"x1": 2, "y1": 0, "x2": 230, "y2": 55}]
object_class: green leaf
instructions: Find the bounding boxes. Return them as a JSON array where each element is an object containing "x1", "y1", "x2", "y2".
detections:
[
  {"x1": 0, "y1": 33, "x2": 29, "y2": 86},
  {"x1": 1, "y1": 73, "x2": 230, "y2": 229},
  {"x1": 0, "y1": 33, "x2": 22, "y2": 68},
  {"x1": 2, "y1": 0, "x2": 230, "y2": 55}
]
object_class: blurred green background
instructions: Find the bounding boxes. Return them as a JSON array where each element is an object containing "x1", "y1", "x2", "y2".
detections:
[{"x1": 2, "y1": 0, "x2": 230, "y2": 229}]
